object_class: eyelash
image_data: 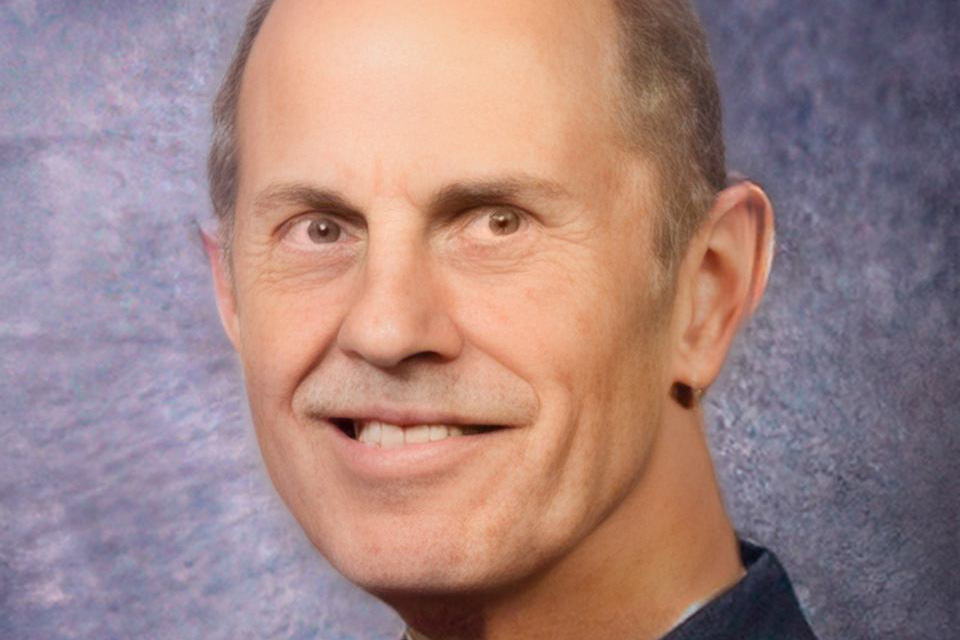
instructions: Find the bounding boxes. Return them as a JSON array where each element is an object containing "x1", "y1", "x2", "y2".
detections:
[
  {"x1": 460, "y1": 206, "x2": 529, "y2": 238},
  {"x1": 278, "y1": 206, "x2": 529, "y2": 249},
  {"x1": 279, "y1": 215, "x2": 357, "y2": 250}
]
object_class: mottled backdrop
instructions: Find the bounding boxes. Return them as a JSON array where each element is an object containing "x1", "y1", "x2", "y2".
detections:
[{"x1": 1, "y1": 1, "x2": 957, "y2": 638}]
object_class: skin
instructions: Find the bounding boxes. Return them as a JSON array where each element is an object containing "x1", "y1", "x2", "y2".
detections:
[{"x1": 207, "y1": 0, "x2": 775, "y2": 638}]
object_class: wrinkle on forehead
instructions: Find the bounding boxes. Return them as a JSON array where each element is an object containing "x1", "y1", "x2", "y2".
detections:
[
  {"x1": 255, "y1": 0, "x2": 621, "y2": 80},
  {"x1": 234, "y1": 0, "x2": 641, "y2": 224}
]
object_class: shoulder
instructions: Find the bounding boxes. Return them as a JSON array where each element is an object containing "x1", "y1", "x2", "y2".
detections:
[{"x1": 663, "y1": 540, "x2": 819, "y2": 640}]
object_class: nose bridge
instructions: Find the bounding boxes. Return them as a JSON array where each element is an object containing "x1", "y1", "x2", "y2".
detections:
[
  {"x1": 363, "y1": 227, "x2": 428, "y2": 316},
  {"x1": 336, "y1": 215, "x2": 462, "y2": 368}
]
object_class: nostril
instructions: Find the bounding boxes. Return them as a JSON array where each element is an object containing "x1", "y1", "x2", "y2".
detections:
[{"x1": 330, "y1": 418, "x2": 357, "y2": 439}]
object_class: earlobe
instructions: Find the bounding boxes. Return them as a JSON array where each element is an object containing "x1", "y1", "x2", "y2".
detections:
[
  {"x1": 670, "y1": 180, "x2": 775, "y2": 398},
  {"x1": 202, "y1": 229, "x2": 242, "y2": 351}
]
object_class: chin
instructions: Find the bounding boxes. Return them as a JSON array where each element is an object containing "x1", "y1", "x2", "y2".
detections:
[
  {"x1": 307, "y1": 514, "x2": 535, "y2": 598},
  {"x1": 336, "y1": 555, "x2": 479, "y2": 597}
]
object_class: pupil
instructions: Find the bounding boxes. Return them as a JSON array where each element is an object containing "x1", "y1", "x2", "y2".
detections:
[
  {"x1": 490, "y1": 210, "x2": 519, "y2": 235},
  {"x1": 308, "y1": 219, "x2": 340, "y2": 243}
]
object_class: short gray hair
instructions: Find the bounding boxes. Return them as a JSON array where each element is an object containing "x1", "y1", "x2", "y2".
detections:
[{"x1": 208, "y1": 0, "x2": 726, "y2": 271}]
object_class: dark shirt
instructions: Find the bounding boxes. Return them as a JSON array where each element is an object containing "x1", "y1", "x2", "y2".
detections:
[{"x1": 663, "y1": 540, "x2": 818, "y2": 640}]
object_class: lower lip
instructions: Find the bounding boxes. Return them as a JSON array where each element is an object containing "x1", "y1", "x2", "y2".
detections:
[{"x1": 324, "y1": 420, "x2": 506, "y2": 481}]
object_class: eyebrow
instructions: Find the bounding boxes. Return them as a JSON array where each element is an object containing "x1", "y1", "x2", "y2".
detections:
[
  {"x1": 252, "y1": 183, "x2": 362, "y2": 220},
  {"x1": 428, "y1": 175, "x2": 572, "y2": 213},
  {"x1": 250, "y1": 174, "x2": 572, "y2": 220}
]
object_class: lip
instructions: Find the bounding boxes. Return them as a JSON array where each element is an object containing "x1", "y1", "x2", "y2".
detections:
[
  {"x1": 321, "y1": 416, "x2": 509, "y2": 482},
  {"x1": 320, "y1": 405, "x2": 498, "y2": 428}
]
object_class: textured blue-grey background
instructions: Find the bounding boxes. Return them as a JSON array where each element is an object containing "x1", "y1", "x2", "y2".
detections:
[{"x1": 1, "y1": 1, "x2": 957, "y2": 638}]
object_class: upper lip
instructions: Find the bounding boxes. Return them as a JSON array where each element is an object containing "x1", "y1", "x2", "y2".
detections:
[{"x1": 314, "y1": 406, "x2": 506, "y2": 428}]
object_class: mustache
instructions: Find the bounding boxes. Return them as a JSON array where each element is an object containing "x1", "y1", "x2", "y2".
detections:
[{"x1": 291, "y1": 356, "x2": 539, "y2": 426}]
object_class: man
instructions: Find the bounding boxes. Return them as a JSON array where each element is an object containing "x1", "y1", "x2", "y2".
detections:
[{"x1": 204, "y1": 0, "x2": 818, "y2": 638}]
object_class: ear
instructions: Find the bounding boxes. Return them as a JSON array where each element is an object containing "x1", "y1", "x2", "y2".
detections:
[
  {"x1": 202, "y1": 229, "x2": 242, "y2": 351},
  {"x1": 669, "y1": 181, "x2": 774, "y2": 399}
]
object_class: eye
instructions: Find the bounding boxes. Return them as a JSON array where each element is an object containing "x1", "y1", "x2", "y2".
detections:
[
  {"x1": 462, "y1": 206, "x2": 526, "y2": 240},
  {"x1": 306, "y1": 218, "x2": 342, "y2": 243},
  {"x1": 281, "y1": 215, "x2": 352, "y2": 251},
  {"x1": 488, "y1": 209, "x2": 521, "y2": 235}
]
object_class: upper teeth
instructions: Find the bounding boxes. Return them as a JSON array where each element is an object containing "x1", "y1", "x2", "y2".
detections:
[{"x1": 356, "y1": 420, "x2": 483, "y2": 448}]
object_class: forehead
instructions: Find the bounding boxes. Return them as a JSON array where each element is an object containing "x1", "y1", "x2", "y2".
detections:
[{"x1": 235, "y1": 0, "x2": 629, "y2": 205}]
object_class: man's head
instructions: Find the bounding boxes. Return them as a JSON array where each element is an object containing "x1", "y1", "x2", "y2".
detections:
[
  {"x1": 209, "y1": 0, "x2": 725, "y2": 277},
  {"x1": 206, "y1": 0, "x2": 773, "y2": 622}
]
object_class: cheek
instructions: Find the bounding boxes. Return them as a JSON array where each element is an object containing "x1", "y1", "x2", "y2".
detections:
[
  {"x1": 448, "y1": 245, "x2": 668, "y2": 482},
  {"x1": 234, "y1": 270, "x2": 351, "y2": 410},
  {"x1": 447, "y1": 251, "x2": 637, "y2": 394}
]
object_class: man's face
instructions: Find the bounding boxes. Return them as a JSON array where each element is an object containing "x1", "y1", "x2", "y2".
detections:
[{"x1": 223, "y1": 0, "x2": 679, "y2": 595}]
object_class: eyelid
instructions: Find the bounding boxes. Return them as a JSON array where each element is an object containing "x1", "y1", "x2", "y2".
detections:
[
  {"x1": 276, "y1": 212, "x2": 365, "y2": 254},
  {"x1": 458, "y1": 204, "x2": 531, "y2": 235},
  {"x1": 278, "y1": 211, "x2": 363, "y2": 238},
  {"x1": 275, "y1": 205, "x2": 533, "y2": 243}
]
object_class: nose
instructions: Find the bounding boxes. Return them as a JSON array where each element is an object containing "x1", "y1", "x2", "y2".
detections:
[{"x1": 336, "y1": 238, "x2": 463, "y2": 369}]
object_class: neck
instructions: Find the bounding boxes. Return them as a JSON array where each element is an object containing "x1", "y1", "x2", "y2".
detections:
[{"x1": 391, "y1": 402, "x2": 743, "y2": 640}]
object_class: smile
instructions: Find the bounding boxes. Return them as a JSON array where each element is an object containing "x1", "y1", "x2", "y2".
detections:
[{"x1": 331, "y1": 418, "x2": 501, "y2": 448}]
